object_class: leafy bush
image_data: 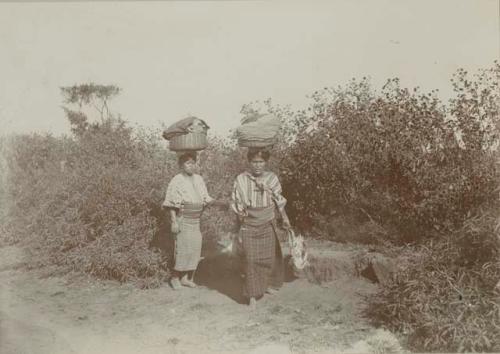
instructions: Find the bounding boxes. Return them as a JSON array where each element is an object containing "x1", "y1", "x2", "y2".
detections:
[
  {"x1": 240, "y1": 66, "x2": 500, "y2": 352},
  {"x1": 2, "y1": 82, "x2": 248, "y2": 286},
  {"x1": 355, "y1": 64, "x2": 500, "y2": 352},
  {"x1": 278, "y1": 63, "x2": 500, "y2": 242},
  {"x1": 366, "y1": 208, "x2": 500, "y2": 352},
  {"x1": 2, "y1": 121, "x2": 171, "y2": 285},
  {"x1": 0, "y1": 85, "x2": 212, "y2": 284}
]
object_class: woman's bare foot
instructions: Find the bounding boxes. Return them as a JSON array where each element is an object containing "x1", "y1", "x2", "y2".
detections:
[
  {"x1": 180, "y1": 275, "x2": 197, "y2": 288},
  {"x1": 249, "y1": 297, "x2": 257, "y2": 311},
  {"x1": 170, "y1": 277, "x2": 182, "y2": 290},
  {"x1": 265, "y1": 288, "x2": 278, "y2": 295}
]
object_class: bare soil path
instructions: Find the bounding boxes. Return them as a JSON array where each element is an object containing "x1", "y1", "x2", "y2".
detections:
[{"x1": 0, "y1": 244, "x2": 394, "y2": 354}]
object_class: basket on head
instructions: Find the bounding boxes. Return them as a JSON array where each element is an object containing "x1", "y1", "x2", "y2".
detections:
[
  {"x1": 238, "y1": 139, "x2": 276, "y2": 148},
  {"x1": 163, "y1": 116, "x2": 209, "y2": 151},
  {"x1": 169, "y1": 133, "x2": 208, "y2": 151},
  {"x1": 236, "y1": 113, "x2": 280, "y2": 148}
]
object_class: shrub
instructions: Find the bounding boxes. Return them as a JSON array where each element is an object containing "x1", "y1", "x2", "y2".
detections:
[
  {"x1": 362, "y1": 61, "x2": 500, "y2": 349},
  {"x1": 278, "y1": 63, "x2": 500, "y2": 242},
  {"x1": 239, "y1": 66, "x2": 500, "y2": 352},
  {"x1": 366, "y1": 207, "x2": 500, "y2": 352},
  {"x1": 1, "y1": 84, "x2": 247, "y2": 285},
  {"x1": 2, "y1": 120, "x2": 175, "y2": 286}
]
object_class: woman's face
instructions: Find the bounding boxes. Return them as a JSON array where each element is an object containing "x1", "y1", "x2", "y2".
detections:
[
  {"x1": 181, "y1": 158, "x2": 197, "y2": 175},
  {"x1": 249, "y1": 156, "x2": 266, "y2": 176}
]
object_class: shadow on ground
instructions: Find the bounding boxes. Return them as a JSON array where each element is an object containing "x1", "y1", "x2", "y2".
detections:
[
  {"x1": 194, "y1": 251, "x2": 297, "y2": 305},
  {"x1": 150, "y1": 209, "x2": 300, "y2": 304}
]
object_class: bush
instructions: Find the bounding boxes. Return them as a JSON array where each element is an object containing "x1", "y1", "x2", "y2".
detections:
[
  {"x1": 2, "y1": 110, "x2": 247, "y2": 287},
  {"x1": 366, "y1": 207, "x2": 500, "y2": 352},
  {"x1": 278, "y1": 63, "x2": 500, "y2": 242},
  {"x1": 2, "y1": 120, "x2": 174, "y2": 285},
  {"x1": 0, "y1": 82, "x2": 255, "y2": 285},
  {"x1": 240, "y1": 66, "x2": 500, "y2": 352},
  {"x1": 352, "y1": 64, "x2": 500, "y2": 352}
]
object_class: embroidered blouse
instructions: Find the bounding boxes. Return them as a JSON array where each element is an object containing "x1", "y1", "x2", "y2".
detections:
[
  {"x1": 231, "y1": 171, "x2": 287, "y2": 217},
  {"x1": 163, "y1": 173, "x2": 213, "y2": 209}
]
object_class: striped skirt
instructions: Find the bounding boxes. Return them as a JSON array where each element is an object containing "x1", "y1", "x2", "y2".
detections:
[
  {"x1": 240, "y1": 220, "x2": 284, "y2": 298},
  {"x1": 174, "y1": 203, "x2": 203, "y2": 272}
]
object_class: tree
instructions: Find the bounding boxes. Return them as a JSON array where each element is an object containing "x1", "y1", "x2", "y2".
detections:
[{"x1": 61, "y1": 83, "x2": 121, "y2": 136}]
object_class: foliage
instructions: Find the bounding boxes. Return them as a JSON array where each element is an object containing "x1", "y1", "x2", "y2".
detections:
[
  {"x1": 61, "y1": 83, "x2": 121, "y2": 135},
  {"x1": 277, "y1": 63, "x2": 500, "y2": 242},
  {"x1": 356, "y1": 63, "x2": 500, "y2": 353},
  {"x1": 3, "y1": 126, "x2": 172, "y2": 286},
  {"x1": 240, "y1": 65, "x2": 500, "y2": 352},
  {"x1": 2, "y1": 84, "x2": 170, "y2": 285},
  {"x1": 2, "y1": 83, "x2": 249, "y2": 286},
  {"x1": 366, "y1": 207, "x2": 500, "y2": 352}
]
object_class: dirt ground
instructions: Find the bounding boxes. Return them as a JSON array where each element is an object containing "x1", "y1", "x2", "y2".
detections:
[{"x1": 0, "y1": 243, "x2": 397, "y2": 354}]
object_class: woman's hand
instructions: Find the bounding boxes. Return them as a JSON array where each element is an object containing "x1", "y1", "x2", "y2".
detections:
[
  {"x1": 171, "y1": 219, "x2": 180, "y2": 234},
  {"x1": 232, "y1": 232, "x2": 243, "y2": 256},
  {"x1": 281, "y1": 216, "x2": 291, "y2": 230},
  {"x1": 169, "y1": 209, "x2": 180, "y2": 234}
]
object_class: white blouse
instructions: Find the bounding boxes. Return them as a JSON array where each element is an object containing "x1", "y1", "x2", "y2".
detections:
[{"x1": 163, "y1": 173, "x2": 213, "y2": 209}]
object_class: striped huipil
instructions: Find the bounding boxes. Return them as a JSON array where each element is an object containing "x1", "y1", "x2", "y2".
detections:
[
  {"x1": 231, "y1": 171, "x2": 286, "y2": 298},
  {"x1": 163, "y1": 173, "x2": 213, "y2": 271}
]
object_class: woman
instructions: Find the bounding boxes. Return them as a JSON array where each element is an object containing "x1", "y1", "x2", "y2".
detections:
[
  {"x1": 231, "y1": 148, "x2": 291, "y2": 309},
  {"x1": 163, "y1": 151, "x2": 213, "y2": 290}
]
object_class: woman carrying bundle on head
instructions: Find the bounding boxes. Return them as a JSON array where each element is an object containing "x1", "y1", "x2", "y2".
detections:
[
  {"x1": 162, "y1": 116, "x2": 216, "y2": 290},
  {"x1": 162, "y1": 151, "x2": 214, "y2": 290},
  {"x1": 230, "y1": 147, "x2": 291, "y2": 310}
]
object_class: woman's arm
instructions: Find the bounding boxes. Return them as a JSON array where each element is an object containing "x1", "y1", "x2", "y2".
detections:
[
  {"x1": 163, "y1": 175, "x2": 182, "y2": 234},
  {"x1": 169, "y1": 208, "x2": 180, "y2": 234},
  {"x1": 268, "y1": 173, "x2": 291, "y2": 229},
  {"x1": 231, "y1": 213, "x2": 242, "y2": 234},
  {"x1": 230, "y1": 176, "x2": 247, "y2": 232},
  {"x1": 278, "y1": 208, "x2": 291, "y2": 230}
]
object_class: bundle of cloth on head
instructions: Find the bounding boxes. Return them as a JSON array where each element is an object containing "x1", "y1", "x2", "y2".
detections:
[
  {"x1": 162, "y1": 116, "x2": 209, "y2": 151},
  {"x1": 236, "y1": 113, "x2": 280, "y2": 148}
]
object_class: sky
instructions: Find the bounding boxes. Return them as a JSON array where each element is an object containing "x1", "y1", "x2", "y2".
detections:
[{"x1": 0, "y1": 0, "x2": 498, "y2": 137}]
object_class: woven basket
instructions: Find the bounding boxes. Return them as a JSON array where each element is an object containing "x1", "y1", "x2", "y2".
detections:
[{"x1": 169, "y1": 132, "x2": 208, "y2": 151}]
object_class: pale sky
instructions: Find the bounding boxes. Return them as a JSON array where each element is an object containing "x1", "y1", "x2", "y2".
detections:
[{"x1": 0, "y1": 0, "x2": 498, "y2": 137}]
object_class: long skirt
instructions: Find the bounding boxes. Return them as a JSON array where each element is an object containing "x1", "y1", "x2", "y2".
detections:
[
  {"x1": 174, "y1": 217, "x2": 202, "y2": 272},
  {"x1": 240, "y1": 220, "x2": 284, "y2": 298}
]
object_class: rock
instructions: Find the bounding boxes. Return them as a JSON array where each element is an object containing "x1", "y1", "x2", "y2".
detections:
[
  {"x1": 356, "y1": 253, "x2": 396, "y2": 285},
  {"x1": 300, "y1": 251, "x2": 358, "y2": 284},
  {"x1": 282, "y1": 240, "x2": 397, "y2": 285},
  {"x1": 370, "y1": 254, "x2": 396, "y2": 285}
]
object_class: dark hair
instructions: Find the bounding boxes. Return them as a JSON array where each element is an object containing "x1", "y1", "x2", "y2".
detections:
[
  {"x1": 178, "y1": 151, "x2": 197, "y2": 166},
  {"x1": 247, "y1": 148, "x2": 271, "y2": 162}
]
